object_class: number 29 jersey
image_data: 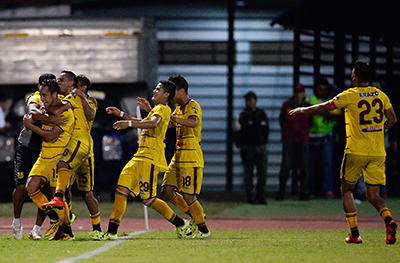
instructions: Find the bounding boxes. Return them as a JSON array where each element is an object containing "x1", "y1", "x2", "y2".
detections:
[{"x1": 330, "y1": 86, "x2": 392, "y2": 156}]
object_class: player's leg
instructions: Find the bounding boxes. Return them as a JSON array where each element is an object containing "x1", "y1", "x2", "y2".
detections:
[
  {"x1": 364, "y1": 156, "x2": 397, "y2": 244},
  {"x1": 142, "y1": 162, "x2": 190, "y2": 238},
  {"x1": 26, "y1": 176, "x2": 61, "y2": 237},
  {"x1": 182, "y1": 167, "x2": 210, "y2": 238},
  {"x1": 103, "y1": 159, "x2": 135, "y2": 240},
  {"x1": 161, "y1": 164, "x2": 190, "y2": 214},
  {"x1": 77, "y1": 156, "x2": 102, "y2": 236},
  {"x1": 340, "y1": 154, "x2": 363, "y2": 244}
]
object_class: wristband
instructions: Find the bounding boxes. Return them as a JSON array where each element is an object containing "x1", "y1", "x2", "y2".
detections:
[
  {"x1": 128, "y1": 120, "x2": 132, "y2": 127},
  {"x1": 300, "y1": 108, "x2": 304, "y2": 113},
  {"x1": 120, "y1": 111, "x2": 124, "y2": 117},
  {"x1": 384, "y1": 120, "x2": 392, "y2": 129}
]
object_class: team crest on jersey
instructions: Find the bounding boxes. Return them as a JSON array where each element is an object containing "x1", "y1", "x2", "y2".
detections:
[{"x1": 362, "y1": 125, "x2": 382, "y2": 133}]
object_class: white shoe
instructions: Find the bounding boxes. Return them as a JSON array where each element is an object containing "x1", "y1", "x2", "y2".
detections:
[
  {"x1": 12, "y1": 224, "x2": 23, "y2": 240},
  {"x1": 29, "y1": 229, "x2": 43, "y2": 240},
  {"x1": 176, "y1": 219, "x2": 191, "y2": 239},
  {"x1": 191, "y1": 230, "x2": 211, "y2": 239}
]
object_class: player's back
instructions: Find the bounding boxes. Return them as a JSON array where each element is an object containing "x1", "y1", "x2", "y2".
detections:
[{"x1": 333, "y1": 86, "x2": 392, "y2": 156}]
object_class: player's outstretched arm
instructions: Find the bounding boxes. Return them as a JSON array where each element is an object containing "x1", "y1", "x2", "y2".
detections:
[
  {"x1": 105, "y1": 106, "x2": 140, "y2": 121},
  {"x1": 289, "y1": 101, "x2": 332, "y2": 115}
]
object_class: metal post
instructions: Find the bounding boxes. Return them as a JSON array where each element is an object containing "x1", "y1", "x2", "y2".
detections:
[{"x1": 226, "y1": 0, "x2": 235, "y2": 191}]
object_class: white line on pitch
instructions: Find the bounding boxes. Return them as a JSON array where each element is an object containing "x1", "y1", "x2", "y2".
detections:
[{"x1": 56, "y1": 231, "x2": 148, "y2": 263}]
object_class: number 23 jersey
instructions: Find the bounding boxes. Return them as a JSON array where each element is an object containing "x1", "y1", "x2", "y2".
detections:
[{"x1": 330, "y1": 86, "x2": 392, "y2": 156}]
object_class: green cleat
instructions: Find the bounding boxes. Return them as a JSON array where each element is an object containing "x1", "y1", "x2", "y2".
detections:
[
  {"x1": 191, "y1": 230, "x2": 211, "y2": 239},
  {"x1": 90, "y1": 230, "x2": 103, "y2": 241},
  {"x1": 176, "y1": 219, "x2": 191, "y2": 239},
  {"x1": 101, "y1": 232, "x2": 118, "y2": 241}
]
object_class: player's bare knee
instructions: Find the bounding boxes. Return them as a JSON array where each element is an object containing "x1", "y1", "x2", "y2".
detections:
[
  {"x1": 161, "y1": 186, "x2": 174, "y2": 200},
  {"x1": 142, "y1": 197, "x2": 155, "y2": 207},
  {"x1": 183, "y1": 193, "x2": 196, "y2": 204}
]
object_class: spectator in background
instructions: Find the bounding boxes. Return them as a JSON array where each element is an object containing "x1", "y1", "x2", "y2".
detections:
[
  {"x1": 275, "y1": 84, "x2": 312, "y2": 201},
  {"x1": 0, "y1": 93, "x2": 12, "y2": 134},
  {"x1": 234, "y1": 91, "x2": 269, "y2": 204},
  {"x1": 307, "y1": 79, "x2": 342, "y2": 199}
]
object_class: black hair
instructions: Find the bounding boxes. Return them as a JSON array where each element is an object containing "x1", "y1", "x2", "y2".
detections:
[
  {"x1": 42, "y1": 79, "x2": 60, "y2": 94},
  {"x1": 353, "y1": 61, "x2": 372, "y2": 83},
  {"x1": 61, "y1": 70, "x2": 77, "y2": 88},
  {"x1": 38, "y1": 73, "x2": 56, "y2": 85},
  {"x1": 159, "y1": 80, "x2": 176, "y2": 102},
  {"x1": 168, "y1": 75, "x2": 189, "y2": 94},
  {"x1": 76, "y1": 74, "x2": 91, "y2": 94}
]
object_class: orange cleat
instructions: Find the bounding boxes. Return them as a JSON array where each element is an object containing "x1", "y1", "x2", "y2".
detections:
[
  {"x1": 41, "y1": 196, "x2": 65, "y2": 210},
  {"x1": 345, "y1": 234, "x2": 363, "y2": 244},
  {"x1": 386, "y1": 221, "x2": 397, "y2": 245}
]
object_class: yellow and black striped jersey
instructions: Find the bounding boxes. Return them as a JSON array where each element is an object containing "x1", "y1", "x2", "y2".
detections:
[
  {"x1": 171, "y1": 99, "x2": 204, "y2": 168},
  {"x1": 39, "y1": 107, "x2": 74, "y2": 160},
  {"x1": 63, "y1": 94, "x2": 92, "y2": 144},
  {"x1": 330, "y1": 86, "x2": 392, "y2": 156},
  {"x1": 133, "y1": 103, "x2": 171, "y2": 171}
]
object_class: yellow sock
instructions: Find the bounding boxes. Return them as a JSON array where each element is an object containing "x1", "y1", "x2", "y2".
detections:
[
  {"x1": 110, "y1": 189, "x2": 128, "y2": 226},
  {"x1": 345, "y1": 211, "x2": 358, "y2": 232},
  {"x1": 90, "y1": 212, "x2": 101, "y2": 226},
  {"x1": 189, "y1": 200, "x2": 206, "y2": 227},
  {"x1": 148, "y1": 198, "x2": 175, "y2": 222},
  {"x1": 29, "y1": 190, "x2": 49, "y2": 211},
  {"x1": 62, "y1": 200, "x2": 71, "y2": 226},
  {"x1": 169, "y1": 193, "x2": 190, "y2": 214},
  {"x1": 379, "y1": 207, "x2": 392, "y2": 221},
  {"x1": 56, "y1": 168, "x2": 69, "y2": 196}
]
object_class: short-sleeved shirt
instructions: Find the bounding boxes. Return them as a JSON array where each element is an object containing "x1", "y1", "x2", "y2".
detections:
[
  {"x1": 330, "y1": 86, "x2": 392, "y2": 156},
  {"x1": 132, "y1": 103, "x2": 171, "y2": 171},
  {"x1": 39, "y1": 107, "x2": 75, "y2": 160},
  {"x1": 63, "y1": 94, "x2": 92, "y2": 144},
  {"x1": 170, "y1": 99, "x2": 204, "y2": 168}
]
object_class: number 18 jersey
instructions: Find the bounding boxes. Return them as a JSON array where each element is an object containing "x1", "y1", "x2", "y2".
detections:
[{"x1": 330, "y1": 86, "x2": 392, "y2": 156}]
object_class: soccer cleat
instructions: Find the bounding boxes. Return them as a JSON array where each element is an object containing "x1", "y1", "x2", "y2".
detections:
[
  {"x1": 49, "y1": 226, "x2": 64, "y2": 240},
  {"x1": 45, "y1": 219, "x2": 61, "y2": 237},
  {"x1": 12, "y1": 224, "x2": 23, "y2": 240},
  {"x1": 29, "y1": 229, "x2": 43, "y2": 240},
  {"x1": 188, "y1": 217, "x2": 197, "y2": 235},
  {"x1": 41, "y1": 196, "x2": 65, "y2": 210},
  {"x1": 59, "y1": 233, "x2": 75, "y2": 241},
  {"x1": 386, "y1": 220, "x2": 397, "y2": 245},
  {"x1": 90, "y1": 230, "x2": 103, "y2": 241},
  {"x1": 70, "y1": 212, "x2": 77, "y2": 224},
  {"x1": 191, "y1": 230, "x2": 212, "y2": 239},
  {"x1": 101, "y1": 232, "x2": 118, "y2": 241},
  {"x1": 176, "y1": 219, "x2": 191, "y2": 239},
  {"x1": 345, "y1": 233, "x2": 363, "y2": 244}
]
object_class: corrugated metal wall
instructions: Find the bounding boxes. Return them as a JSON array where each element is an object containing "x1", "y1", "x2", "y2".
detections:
[{"x1": 156, "y1": 9, "x2": 305, "y2": 191}]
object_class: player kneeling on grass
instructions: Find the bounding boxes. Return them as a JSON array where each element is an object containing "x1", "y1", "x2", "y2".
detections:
[
  {"x1": 290, "y1": 61, "x2": 397, "y2": 244},
  {"x1": 102, "y1": 80, "x2": 192, "y2": 240}
]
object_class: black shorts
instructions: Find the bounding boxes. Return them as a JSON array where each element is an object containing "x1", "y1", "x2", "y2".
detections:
[{"x1": 14, "y1": 144, "x2": 40, "y2": 187}]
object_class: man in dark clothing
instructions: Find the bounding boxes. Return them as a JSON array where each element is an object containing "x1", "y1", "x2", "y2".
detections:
[
  {"x1": 235, "y1": 91, "x2": 269, "y2": 204},
  {"x1": 276, "y1": 83, "x2": 312, "y2": 201}
]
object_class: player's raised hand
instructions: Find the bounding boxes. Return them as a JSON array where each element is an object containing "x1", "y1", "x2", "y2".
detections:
[
  {"x1": 106, "y1": 106, "x2": 122, "y2": 116},
  {"x1": 137, "y1": 97, "x2": 152, "y2": 112}
]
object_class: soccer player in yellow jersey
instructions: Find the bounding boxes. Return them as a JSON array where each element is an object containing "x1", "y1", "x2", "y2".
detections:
[
  {"x1": 290, "y1": 61, "x2": 397, "y2": 244},
  {"x1": 161, "y1": 75, "x2": 210, "y2": 238},
  {"x1": 102, "y1": 80, "x2": 191, "y2": 240},
  {"x1": 23, "y1": 79, "x2": 75, "y2": 239},
  {"x1": 42, "y1": 70, "x2": 93, "y2": 240}
]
